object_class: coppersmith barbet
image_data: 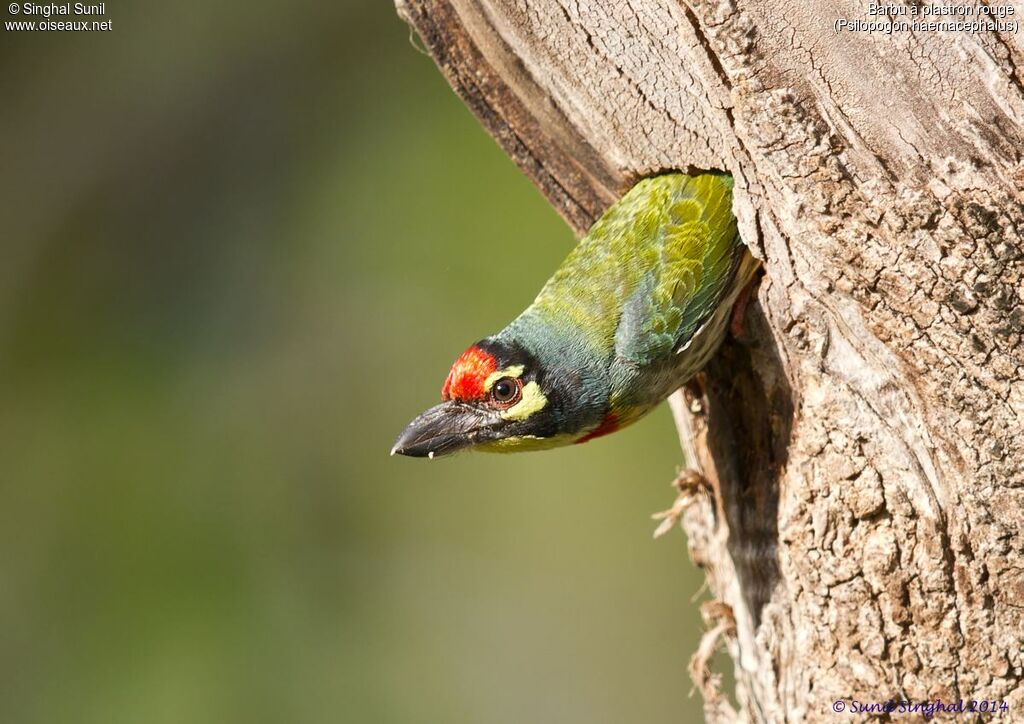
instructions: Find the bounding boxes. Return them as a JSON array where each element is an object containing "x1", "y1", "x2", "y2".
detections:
[{"x1": 392, "y1": 172, "x2": 759, "y2": 458}]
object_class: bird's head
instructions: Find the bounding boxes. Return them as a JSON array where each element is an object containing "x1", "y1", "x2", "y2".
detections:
[{"x1": 391, "y1": 339, "x2": 590, "y2": 457}]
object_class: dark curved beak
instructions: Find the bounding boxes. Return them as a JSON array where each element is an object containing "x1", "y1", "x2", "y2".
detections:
[{"x1": 391, "y1": 402, "x2": 498, "y2": 458}]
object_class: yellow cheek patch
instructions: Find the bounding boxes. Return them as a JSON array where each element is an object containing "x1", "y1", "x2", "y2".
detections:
[
  {"x1": 483, "y1": 365, "x2": 524, "y2": 392},
  {"x1": 500, "y1": 381, "x2": 548, "y2": 421}
]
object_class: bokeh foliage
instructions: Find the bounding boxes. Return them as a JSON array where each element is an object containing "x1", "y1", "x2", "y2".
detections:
[{"x1": 1, "y1": 1, "x2": 707, "y2": 721}]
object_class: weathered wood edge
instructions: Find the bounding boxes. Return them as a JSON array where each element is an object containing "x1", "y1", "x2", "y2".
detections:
[{"x1": 396, "y1": 0, "x2": 620, "y2": 235}]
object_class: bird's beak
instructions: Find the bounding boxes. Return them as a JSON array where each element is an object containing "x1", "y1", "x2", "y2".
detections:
[{"x1": 391, "y1": 401, "x2": 499, "y2": 458}]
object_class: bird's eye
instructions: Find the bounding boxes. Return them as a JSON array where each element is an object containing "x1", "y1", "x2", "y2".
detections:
[{"x1": 491, "y1": 377, "x2": 522, "y2": 406}]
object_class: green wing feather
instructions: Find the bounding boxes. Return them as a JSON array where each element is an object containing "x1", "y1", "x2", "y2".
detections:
[{"x1": 526, "y1": 173, "x2": 743, "y2": 365}]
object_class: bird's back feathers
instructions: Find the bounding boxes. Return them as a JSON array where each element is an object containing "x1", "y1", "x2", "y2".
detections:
[{"x1": 522, "y1": 173, "x2": 747, "y2": 358}]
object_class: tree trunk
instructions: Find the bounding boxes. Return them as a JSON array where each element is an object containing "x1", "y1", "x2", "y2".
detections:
[{"x1": 395, "y1": 0, "x2": 1024, "y2": 720}]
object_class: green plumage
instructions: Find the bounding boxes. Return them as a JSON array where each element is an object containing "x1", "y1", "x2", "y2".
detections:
[
  {"x1": 528, "y1": 173, "x2": 738, "y2": 354},
  {"x1": 501, "y1": 172, "x2": 757, "y2": 433},
  {"x1": 393, "y1": 171, "x2": 759, "y2": 458}
]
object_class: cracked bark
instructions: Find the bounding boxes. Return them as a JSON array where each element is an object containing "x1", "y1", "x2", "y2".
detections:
[{"x1": 395, "y1": 1, "x2": 1024, "y2": 721}]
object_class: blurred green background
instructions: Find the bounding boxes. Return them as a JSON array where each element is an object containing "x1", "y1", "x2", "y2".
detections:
[{"x1": 1, "y1": 1, "x2": 710, "y2": 722}]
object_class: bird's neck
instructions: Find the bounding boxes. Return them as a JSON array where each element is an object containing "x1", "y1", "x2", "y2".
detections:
[{"x1": 496, "y1": 312, "x2": 611, "y2": 435}]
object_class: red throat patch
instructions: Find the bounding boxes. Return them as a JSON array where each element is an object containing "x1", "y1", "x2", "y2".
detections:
[
  {"x1": 576, "y1": 412, "x2": 619, "y2": 444},
  {"x1": 441, "y1": 345, "x2": 498, "y2": 401}
]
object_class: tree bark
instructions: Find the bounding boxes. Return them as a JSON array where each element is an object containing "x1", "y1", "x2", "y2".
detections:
[{"x1": 395, "y1": 0, "x2": 1024, "y2": 720}]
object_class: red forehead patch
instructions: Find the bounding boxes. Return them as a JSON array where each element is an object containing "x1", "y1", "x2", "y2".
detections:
[{"x1": 442, "y1": 345, "x2": 498, "y2": 401}]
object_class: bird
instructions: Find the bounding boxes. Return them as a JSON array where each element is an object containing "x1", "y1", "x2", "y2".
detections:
[{"x1": 392, "y1": 172, "x2": 760, "y2": 458}]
